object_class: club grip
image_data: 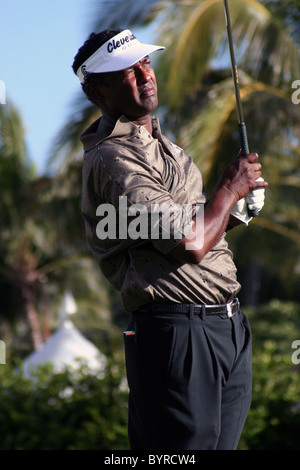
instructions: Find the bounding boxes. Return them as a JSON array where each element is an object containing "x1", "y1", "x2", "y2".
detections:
[
  {"x1": 238, "y1": 123, "x2": 259, "y2": 217},
  {"x1": 239, "y1": 122, "x2": 249, "y2": 156}
]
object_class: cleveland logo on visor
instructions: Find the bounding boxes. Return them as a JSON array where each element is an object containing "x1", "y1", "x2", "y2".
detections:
[
  {"x1": 107, "y1": 32, "x2": 136, "y2": 53},
  {"x1": 81, "y1": 65, "x2": 88, "y2": 78},
  {"x1": 76, "y1": 29, "x2": 165, "y2": 84}
]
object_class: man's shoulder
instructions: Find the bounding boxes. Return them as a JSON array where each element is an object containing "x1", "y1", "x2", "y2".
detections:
[
  {"x1": 83, "y1": 136, "x2": 153, "y2": 185},
  {"x1": 81, "y1": 115, "x2": 141, "y2": 151}
]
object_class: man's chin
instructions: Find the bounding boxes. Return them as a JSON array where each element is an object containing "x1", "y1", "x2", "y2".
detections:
[
  {"x1": 128, "y1": 100, "x2": 158, "y2": 120},
  {"x1": 141, "y1": 95, "x2": 158, "y2": 113}
]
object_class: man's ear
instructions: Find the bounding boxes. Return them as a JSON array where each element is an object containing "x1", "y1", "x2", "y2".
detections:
[{"x1": 86, "y1": 82, "x2": 107, "y2": 106}]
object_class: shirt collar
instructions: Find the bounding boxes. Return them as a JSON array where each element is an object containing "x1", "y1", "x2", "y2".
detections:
[{"x1": 80, "y1": 115, "x2": 161, "y2": 152}]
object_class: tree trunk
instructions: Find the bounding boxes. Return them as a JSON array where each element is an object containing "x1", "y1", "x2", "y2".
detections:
[{"x1": 24, "y1": 289, "x2": 43, "y2": 350}]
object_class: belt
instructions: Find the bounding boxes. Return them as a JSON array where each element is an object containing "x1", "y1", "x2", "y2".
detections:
[{"x1": 138, "y1": 298, "x2": 240, "y2": 318}]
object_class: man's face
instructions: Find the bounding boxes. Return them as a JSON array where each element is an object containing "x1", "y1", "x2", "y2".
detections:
[{"x1": 97, "y1": 56, "x2": 159, "y2": 121}]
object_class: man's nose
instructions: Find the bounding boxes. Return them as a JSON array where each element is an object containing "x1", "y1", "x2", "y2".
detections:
[{"x1": 135, "y1": 65, "x2": 151, "y2": 83}]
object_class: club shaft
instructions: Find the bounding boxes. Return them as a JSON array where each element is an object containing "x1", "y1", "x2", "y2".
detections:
[
  {"x1": 223, "y1": 0, "x2": 245, "y2": 126},
  {"x1": 223, "y1": 0, "x2": 258, "y2": 217}
]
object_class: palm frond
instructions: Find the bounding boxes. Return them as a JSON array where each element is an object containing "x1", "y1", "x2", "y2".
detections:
[
  {"x1": 253, "y1": 217, "x2": 300, "y2": 246},
  {"x1": 0, "y1": 101, "x2": 28, "y2": 160},
  {"x1": 170, "y1": 72, "x2": 300, "y2": 192},
  {"x1": 46, "y1": 94, "x2": 100, "y2": 173},
  {"x1": 156, "y1": 0, "x2": 300, "y2": 107},
  {"x1": 88, "y1": 0, "x2": 169, "y2": 32}
]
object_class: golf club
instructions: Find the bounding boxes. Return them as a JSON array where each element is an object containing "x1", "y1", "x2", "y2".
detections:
[{"x1": 223, "y1": 0, "x2": 259, "y2": 217}]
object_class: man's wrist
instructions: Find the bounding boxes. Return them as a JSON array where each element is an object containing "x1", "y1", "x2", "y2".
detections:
[
  {"x1": 227, "y1": 214, "x2": 244, "y2": 229},
  {"x1": 213, "y1": 186, "x2": 237, "y2": 210}
]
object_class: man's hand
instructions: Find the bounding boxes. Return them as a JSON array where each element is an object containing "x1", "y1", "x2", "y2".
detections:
[
  {"x1": 231, "y1": 177, "x2": 266, "y2": 225},
  {"x1": 217, "y1": 150, "x2": 268, "y2": 202},
  {"x1": 246, "y1": 178, "x2": 266, "y2": 212}
]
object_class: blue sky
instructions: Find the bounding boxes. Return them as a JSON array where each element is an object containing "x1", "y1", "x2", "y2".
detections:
[
  {"x1": 0, "y1": 0, "x2": 99, "y2": 174},
  {"x1": 0, "y1": 1, "x2": 157, "y2": 175}
]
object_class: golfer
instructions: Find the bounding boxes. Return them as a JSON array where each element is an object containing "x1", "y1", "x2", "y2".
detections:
[{"x1": 72, "y1": 28, "x2": 268, "y2": 450}]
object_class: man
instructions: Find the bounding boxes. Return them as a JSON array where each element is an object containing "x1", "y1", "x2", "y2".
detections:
[{"x1": 72, "y1": 28, "x2": 267, "y2": 450}]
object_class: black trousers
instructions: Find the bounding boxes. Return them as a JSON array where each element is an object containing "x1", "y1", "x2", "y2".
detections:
[{"x1": 123, "y1": 305, "x2": 252, "y2": 450}]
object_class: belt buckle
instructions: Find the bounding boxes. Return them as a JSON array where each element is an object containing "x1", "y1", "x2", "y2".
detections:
[{"x1": 226, "y1": 302, "x2": 233, "y2": 318}]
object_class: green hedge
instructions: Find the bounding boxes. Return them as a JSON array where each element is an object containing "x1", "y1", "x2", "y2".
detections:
[
  {"x1": 0, "y1": 300, "x2": 299, "y2": 450},
  {"x1": 239, "y1": 300, "x2": 300, "y2": 450},
  {"x1": 0, "y1": 361, "x2": 129, "y2": 450}
]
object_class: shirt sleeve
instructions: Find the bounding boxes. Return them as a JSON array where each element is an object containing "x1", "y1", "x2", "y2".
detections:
[{"x1": 97, "y1": 147, "x2": 194, "y2": 255}]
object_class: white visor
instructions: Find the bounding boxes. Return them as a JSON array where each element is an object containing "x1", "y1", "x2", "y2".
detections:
[{"x1": 77, "y1": 29, "x2": 165, "y2": 84}]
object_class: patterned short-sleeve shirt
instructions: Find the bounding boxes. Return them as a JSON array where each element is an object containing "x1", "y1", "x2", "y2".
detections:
[{"x1": 81, "y1": 115, "x2": 240, "y2": 312}]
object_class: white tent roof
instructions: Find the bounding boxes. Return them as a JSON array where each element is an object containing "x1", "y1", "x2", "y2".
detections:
[
  {"x1": 23, "y1": 291, "x2": 107, "y2": 378},
  {"x1": 23, "y1": 320, "x2": 106, "y2": 378}
]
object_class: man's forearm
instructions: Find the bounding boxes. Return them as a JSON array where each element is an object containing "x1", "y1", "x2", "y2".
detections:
[
  {"x1": 169, "y1": 150, "x2": 267, "y2": 265},
  {"x1": 170, "y1": 187, "x2": 236, "y2": 264}
]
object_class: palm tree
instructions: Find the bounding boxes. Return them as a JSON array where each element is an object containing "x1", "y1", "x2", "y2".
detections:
[
  {"x1": 52, "y1": 0, "x2": 300, "y2": 304},
  {"x1": 154, "y1": 0, "x2": 300, "y2": 304},
  {"x1": 0, "y1": 101, "x2": 44, "y2": 349},
  {"x1": 0, "y1": 101, "x2": 117, "y2": 352}
]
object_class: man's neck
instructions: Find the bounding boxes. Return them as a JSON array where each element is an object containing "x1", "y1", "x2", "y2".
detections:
[
  {"x1": 131, "y1": 115, "x2": 153, "y2": 135},
  {"x1": 102, "y1": 111, "x2": 153, "y2": 136}
]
